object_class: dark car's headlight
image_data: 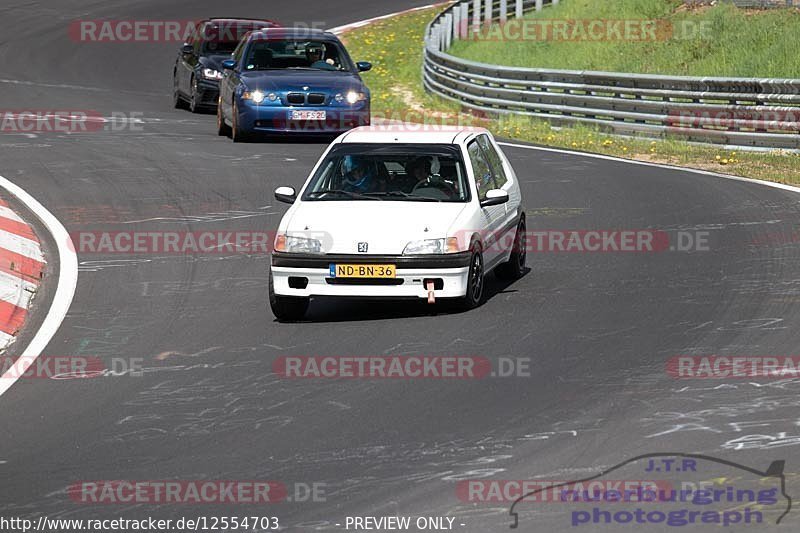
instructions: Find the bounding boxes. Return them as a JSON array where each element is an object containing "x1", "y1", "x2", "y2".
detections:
[{"x1": 201, "y1": 68, "x2": 223, "y2": 80}]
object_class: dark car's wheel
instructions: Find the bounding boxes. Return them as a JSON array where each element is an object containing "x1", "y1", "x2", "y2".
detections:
[
  {"x1": 231, "y1": 102, "x2": 249, "y2": 143},
  {"x1": 269, "y1": 273, "x2": 309, "y2": 322},
  {"x1": 188, "y1": 76, "x2": 200, "y2": 113},
  {"x1": 495, "y1": 217, "x2": 527, "y2": 280},
  {"x1": 457, "y1": 243, "x2": 485, "y2": 310},
  {"x1": 173, "y1": 75, "x2": 187, "y2": 110},
  {"x1": 217, "y1": 101, "x2": 231, "y2": 136}
]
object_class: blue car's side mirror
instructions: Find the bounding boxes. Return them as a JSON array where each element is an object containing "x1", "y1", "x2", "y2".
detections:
[
  {"x1": 356, "y1": 61, "x2": 372, "y2": 72},
  {"x1": 222, "y1": 59, "x2": 237, "y2": 71}
]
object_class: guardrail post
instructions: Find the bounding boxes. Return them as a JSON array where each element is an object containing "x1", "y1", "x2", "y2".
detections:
[
  {"x1": 553, "y1": 0, "x2": 559, "y2": 5},
  {"x1": 485, "y1": 0, "x2": 493, "y2": 25},
  {"x1": 500, "y1": 0, "x2": 508, "y2": 23},
  {"x1": 536, "y1": 0, "x2": 543, "y2": 11},
  {"x1": 444, "y1": 13, "x2": 453, "y2": 49},
  {"x1": 473, "y1": 0, "x2": 482, "y2": 31},
  {"x1": 461, "y1": 4, "x2": 470, "y2": 38},
  {"x1": 453, "y1": 6, "x2": 462, "y2": 39},
  {"x1": 515, "y1": 0, "x2": 523, "y2": 18}
]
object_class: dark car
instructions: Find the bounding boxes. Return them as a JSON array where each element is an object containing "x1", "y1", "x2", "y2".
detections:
[
  {"x1": 173, "y1": 18, "x2": 279, "y2": 113},
  {"x1": 217, "y1": 28, "x2": 372, "y2": 141}
]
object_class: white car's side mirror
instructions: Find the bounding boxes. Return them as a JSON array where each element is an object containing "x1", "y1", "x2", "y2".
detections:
[
  {"x1": 480, "y1": 189, "x2": 509, "y2": 208},
  {"x1": 275, "y1": 186, "x2": 297, "y2": 204}
]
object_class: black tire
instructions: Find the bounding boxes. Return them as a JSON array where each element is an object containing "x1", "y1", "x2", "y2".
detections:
[
  {"x1": 495, "y1": 218, "x2": 527, "y2": 280},
  {"x1": 173, "y1": 74, "x2": 187, "y2": 110},
  {"x1": 217, "y1": 100, "x2": 231, "y2": 137},
  {"x1": 457, "y1": 243, "x2": 485, "y2": 310},
  {"x1": 231, "y1": 102, "x2": 249, "y2": 143},
  {"x1": 269, "y1": 273, "x2": 309, "y2": 322},
  {"x1": 188, "y1": 76, "x2": 201, "y2": 113}
]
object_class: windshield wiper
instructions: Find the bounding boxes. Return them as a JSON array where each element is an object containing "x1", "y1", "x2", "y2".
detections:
[
  {"x1": 307, "y1": 189, "x2": 376, "y2": 200},
  {"x1": 365, "y1": 191, "x2": 441, "y2": 202}
]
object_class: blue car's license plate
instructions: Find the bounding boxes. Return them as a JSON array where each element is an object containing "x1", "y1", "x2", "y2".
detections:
[{"x1": 289, "y1": 110, "x2": 326, "y2": 120}]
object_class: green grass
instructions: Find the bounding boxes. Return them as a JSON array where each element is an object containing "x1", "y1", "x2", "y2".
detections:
[
  {"x1": 449, "y1": 0, "x2": 800, "y2": 77},
  {"x1": 341, "y1": 5, "x2": 800, "y2": 185}
]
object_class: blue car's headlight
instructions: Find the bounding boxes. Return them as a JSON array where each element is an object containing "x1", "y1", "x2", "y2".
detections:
[
  {"x1": 335, "y1": 91, "x2": 368, "y2": 105},
  {"x1": 242, "y1": 90, "x2": 278, "y2": 104}
]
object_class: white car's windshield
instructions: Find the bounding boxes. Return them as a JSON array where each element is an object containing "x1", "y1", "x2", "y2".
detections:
[{"x1": 302, "y1": 144, "x2": 470, "y2": 202}]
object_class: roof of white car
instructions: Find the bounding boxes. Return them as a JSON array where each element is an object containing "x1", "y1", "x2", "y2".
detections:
[{"x1": 338, "y1": 125, "x2": 490, "y2": 145}]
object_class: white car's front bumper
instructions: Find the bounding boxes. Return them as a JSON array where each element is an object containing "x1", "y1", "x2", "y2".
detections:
[{"x1": 271, "y1": 252, "x2": 472, "y2": 299}]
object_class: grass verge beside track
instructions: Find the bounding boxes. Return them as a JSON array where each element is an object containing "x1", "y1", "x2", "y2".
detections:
[
  {"x1": 340, "y1": 6, "x2": 800, "y2": 185},
  {"x1": 449, "y1": 0, "x2": 800, "y2": 77}
]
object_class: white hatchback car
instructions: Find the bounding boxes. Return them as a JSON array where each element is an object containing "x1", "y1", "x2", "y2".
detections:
[{"x1": 269, "y1": 126, "x2": 526, "y2": 321}]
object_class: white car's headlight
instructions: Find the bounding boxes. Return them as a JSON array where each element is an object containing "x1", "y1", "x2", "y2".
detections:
[
  {"x1": 202, "y1": 68, "x2": 223, "y2": 80},
  {"x1": 243, "y1": 90, "x2": 266, "y2": 104},
  {"x1": 403, "y1": 238, "x2": 460, "y2": 255},
  {"x1": 275, "y1": 234, "x2": 323, "y2": 254}
]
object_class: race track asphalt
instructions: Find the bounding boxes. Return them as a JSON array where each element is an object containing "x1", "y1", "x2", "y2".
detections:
[{"x1": 1, "y1": 0, "x2": 799, "y2": 531}]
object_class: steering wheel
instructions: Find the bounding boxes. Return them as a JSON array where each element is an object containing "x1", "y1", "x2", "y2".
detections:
[{"x1": 412, "y1": 179, "x2": 455, "y2": 200}]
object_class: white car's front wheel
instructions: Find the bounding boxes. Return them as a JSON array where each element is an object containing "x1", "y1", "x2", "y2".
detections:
[
  {"x1": 269, "y1": 273, "x2": 309, "y2": 322},
  {"x1": 458, "y1": 243, "x2": 485, "y2": 310}
]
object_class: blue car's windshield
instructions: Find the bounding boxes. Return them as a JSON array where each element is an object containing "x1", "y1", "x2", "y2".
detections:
[{"x1": 244, "y1": 39, "x2": 354, "y2": 72}]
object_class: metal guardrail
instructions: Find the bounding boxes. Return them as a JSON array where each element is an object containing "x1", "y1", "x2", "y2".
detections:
[{"x1": 422, "y1": 0, "x2": 800, "y2": 148}]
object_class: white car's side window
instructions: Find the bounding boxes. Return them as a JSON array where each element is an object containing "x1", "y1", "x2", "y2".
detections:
[
  {"x1": 477, "y1": 135, "x2": 508, "y2": 188},
  {"x1": 467, "y1": 139, "x2": 496, "y2": 200}
]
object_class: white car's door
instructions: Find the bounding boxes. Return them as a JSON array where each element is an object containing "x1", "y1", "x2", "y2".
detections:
[
  {"x1": 466, "y1": 137, "x2": 507, "y2": 268},
  {"x1": 478, "y1": 134, "x2": 522, "y2": 263}
]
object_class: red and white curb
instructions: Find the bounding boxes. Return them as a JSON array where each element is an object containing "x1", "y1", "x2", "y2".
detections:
[
  {"x1": 0, "y1": 197, "x2": 45, "y2": 350},
  {"x1": 0, "y1": 175, "x2": 78, "y2": 398}
]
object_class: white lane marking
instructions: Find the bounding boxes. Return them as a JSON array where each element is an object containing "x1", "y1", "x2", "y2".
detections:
[
  {"x1": 0, "y1": 270, "x2": 38, "y2": 309},
  {"x1": 0, "y1": 175, "x2": 78, "y2": 398},
  {"x1": 0, "y1": 229, "x2": 45, "y2": 262},
  {"x1": 0, "y1": 331, "x2": 14, "y2": 348},
  {"x1": 498, "y1": 141, "x2": 800, "y2": 196},
  {"x1": 0, "y1": 207, "x2": 25, "y2": 223},
  {"x1": 327, "y1": 3, "x2": 447, "y2": 34}
]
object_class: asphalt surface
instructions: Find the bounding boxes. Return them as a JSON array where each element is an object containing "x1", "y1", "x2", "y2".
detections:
[{"x1": 1, "y1": 0, "x2": 800, "y2": 531}]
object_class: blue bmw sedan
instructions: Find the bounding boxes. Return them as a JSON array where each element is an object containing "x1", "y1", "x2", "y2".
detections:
[{"x1": 217, "y1": 28, "x2": 372, "y2": 141}]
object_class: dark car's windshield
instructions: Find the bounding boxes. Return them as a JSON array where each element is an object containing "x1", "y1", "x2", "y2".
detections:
[
  {"x1": 201, "y1": 40, "x2": 240, "y2": 55},
  {"x1": 302, "y1": 144, "x2": 470, "y2": 202},
  {"x1": 244, "y1": 39, "x2": 354, "y2": 72}
]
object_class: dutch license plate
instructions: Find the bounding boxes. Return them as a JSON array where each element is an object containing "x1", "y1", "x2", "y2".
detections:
[
  {"x1": 290, "y1": 110, "x2": 326, "y2": 120},
  {"x1": 329, "y1": 264, "x2": 396, "y2": 279}
]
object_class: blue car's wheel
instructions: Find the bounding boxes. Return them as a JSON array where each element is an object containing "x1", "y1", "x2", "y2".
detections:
[
  {"x1": 217, "y1": 100, "x2": 231, "y2": 137},
  {"x1": 231, "y1": 102, "x2": 250, "y2": 143}
]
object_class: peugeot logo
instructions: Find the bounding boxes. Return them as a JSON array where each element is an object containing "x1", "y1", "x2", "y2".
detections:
[{"x1": 357, "y1": 242, "x2": 368, "y2": 253}]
